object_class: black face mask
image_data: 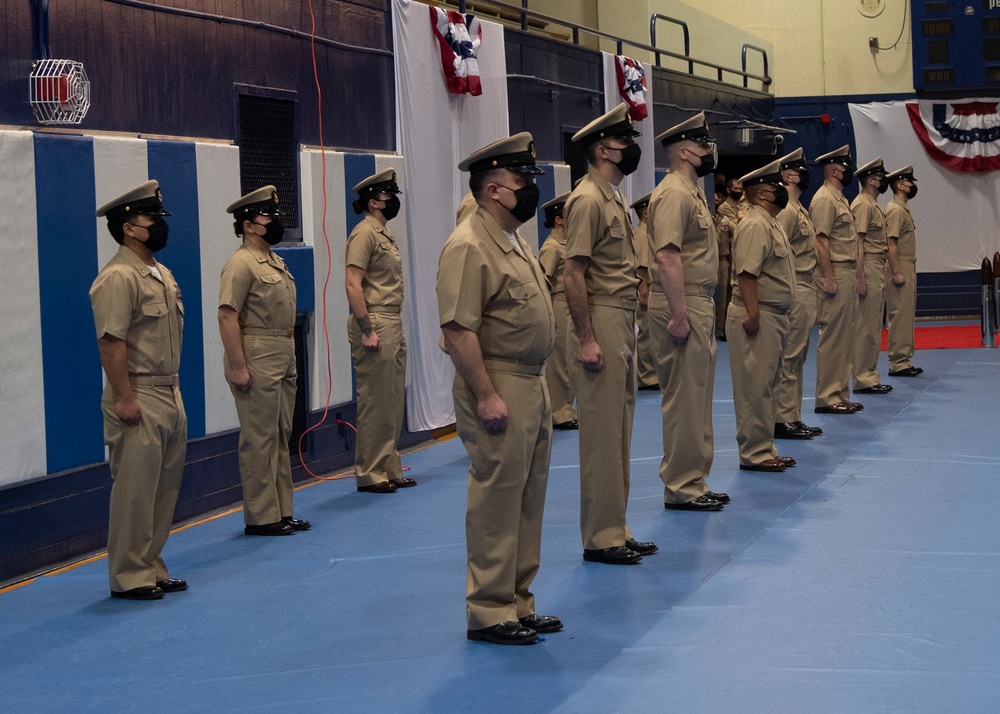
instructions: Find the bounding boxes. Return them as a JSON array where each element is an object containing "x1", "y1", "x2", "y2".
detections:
[
  {"x1": 906, "y1": 185, "x2": 918, "y2": 199},
  {"x1": 875, "y1": 176, "x2": 890, "y2": 194},
  {"x1": 613, "y1": 144, "x2": 642, "y2": 176},
  {"x1": 728, "y1": 190, "x2": 743, "y2": 201},
  {"x1": 254, "y1": 218, "x2": 285, "y2": 246},
  {"x1": 795, "y1": 169, "x2": 812, "y2": 193},
  {"x1": 770, "y1": 185, "x2": 790, "y2": 210},
  {"x1": 691, "y1": 146, "x2": 717, "y2": 178},
  {"x1": 380, "y1": 196, "x2": 401, "y2": 221},
  {"x1": 837, "y1": 164, "x2": 855, "y2": 186},
  {"x1": 139, "y1": 219, "x2": 169, "y2": 253},
  {"x1": 502, "y1": 183, "x2": 540, "y2": 224}
]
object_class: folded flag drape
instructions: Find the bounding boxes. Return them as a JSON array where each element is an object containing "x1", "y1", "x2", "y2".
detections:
[
  {"x1": 430, "y1": 7, "x2": 483, "y2": 96},
  {"x1": 615, "y1": 55, "x2": 648, "y2": 121}
]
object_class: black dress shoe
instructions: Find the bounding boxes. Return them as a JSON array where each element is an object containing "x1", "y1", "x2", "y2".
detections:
[
  {"x1": 889, "y1": 366, "x2": 922, "y2": 377},
  {"x1": 155, "y1": 578, "x2": 188, "y2": 593},
  {"x1": 775, "y1": 456, "x2": 796, "y2": 467},
  {"x1": 814, "y1": 403, "x2": 857, "y2": 414},
  {"x1": 518, "y1": 614, "x2": 563, "y2": 633},
  {"x1": 111, "y1": 586, "x2": 163, "y2": 600},
  {"x1": 794, "y1": 421, "x2": 823, "y2": 436},
  {"x1": 389, "y1": 477, "x2": 417, "y2": 488},
  {"x1": 774, "y1": 422, "x2": 813, "y2": 439},
  {"x1": 739, "y1": 459, "x2": 786, "y2": 472},
  {"x1": 583, "y1": 546, "x2": 642, "y2": 564},
  {"x1": 281, "y1": 516, "x2": 311, "y2": 531},
  {"x1": 637, "y1": 383, "x2": 660, "y2": 391},
  {"x1": 244, "y1": 521, "x2": 294, "y2": 536},
  {"x1": 664, "y1": 494, "x2": 724, "y2": 511},
  {"x1": 553, "y1": 419, "x2": 579, "y2": 430},
  {"x1": 706, "y1": 490, "x2": 731, "y2": 504},
  {"x1": 467, "y1": 621, "x2": 538, "y2": 645},
  {"x1": 855, "y1": 384, "x2": 892, "y2": 394},
  {"x1": 357, "y1": 481, "x2": 397, "y2": 493},
  {"x1": 625, "y1": 538, "x2": 658, "y2": 556}
]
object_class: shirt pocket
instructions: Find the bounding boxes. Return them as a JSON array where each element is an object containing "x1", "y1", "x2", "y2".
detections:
[{"x1": 140, "y1": 301, "x2": 169, "y2": 341}]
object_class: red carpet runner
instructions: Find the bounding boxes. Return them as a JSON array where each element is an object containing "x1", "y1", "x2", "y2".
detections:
[{"x1": 880, "y1": 324, "x2": 987, "y2": 350}]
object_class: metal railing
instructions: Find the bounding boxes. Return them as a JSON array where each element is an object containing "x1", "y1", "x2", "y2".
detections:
[
  {"x1": 453, "y1": 0, "x2": 771, "y2": 89},
  {"x1": 650, "y1": 14, "x2": 692, "y2": 76}
]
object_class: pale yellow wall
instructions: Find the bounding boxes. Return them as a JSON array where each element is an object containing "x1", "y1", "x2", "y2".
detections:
[
  {"x1": 597, "y1": 1, "x2": 774, "y2": 93},
  {"x1": 648, "y1": 0, "x2": 914, "y2": 97},
  {"x1": 531, "y1": 0, "x2": 600, "y2": 49}
]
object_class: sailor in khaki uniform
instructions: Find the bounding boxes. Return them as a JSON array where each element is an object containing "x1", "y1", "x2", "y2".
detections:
[
  {"x1": 631, "y1": 193, "x2": 658, "y2": 390},
  {"x1": 774, "y1": 149, "x2": 823, "y2": 440},
  {"x1": 437, "y1": 133, "x2": 561, "y2": 646},
  {"x1": 647, "y1": 113, "x2": 728, "y2": 512},
  {"x1": 564, "y1": 103, "x2": 657, "y2": 565},
  {"x1": 884, "y1": 166, "x2": 923, "y2": 377},
  {"x1": 850, "y1": 158, "x2": 894, "y2": 395},
  {"x1": 220, "y1": 187, "x2": 309, "y2": 536},
  {"x1": 456, "y1": 191, "x2": 479, "y2": 226},
  {"x1": 726, "y1": 160, "x2": 798, "y2": 472},
  {"x1": 90, "y1": 180, "x2": 188, "y2": 600},
  {"x1": 344, "y1": 169, "x2": 415, "y2": 494},
  {"x1": 810, "y1": 145, "x2": 864, "y2": 414},
  {"x1": 715, "y1": 178, "x2": 745, "y2": 339},
  {"x1": 537, "y1": 192, "x2": 578, "y2": 429}
]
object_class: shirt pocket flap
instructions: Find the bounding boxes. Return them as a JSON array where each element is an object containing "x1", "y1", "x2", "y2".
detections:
[
  {"x1": 260, "y1": 273, "x2": 283, "y2": 284},
  {"x1": 141, "y1": 301, "x2": 168, "y2": 318},
  {"x1": 507, "y1": 281, "x2": 539, "y2": 300}
]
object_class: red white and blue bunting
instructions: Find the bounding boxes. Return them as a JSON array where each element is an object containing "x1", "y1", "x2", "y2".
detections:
[
  {"x1": 907, "y1": 99, "x2": 1000, "y2": 172},
  {"x1": 615, "y1": 55, "x2": 648, "y2": 121},
  {"x1": 429, "y1": 8, "x2": 483, "y2": 96}
]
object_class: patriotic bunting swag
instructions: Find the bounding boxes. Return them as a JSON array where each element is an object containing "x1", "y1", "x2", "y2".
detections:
[
  {"x1": 615, "y1": 56, "x2": 648, "y2": 121},
  {"x1": 907, "y1": 100, "x2": 1000, "y2": 172},
  {"x1": 430, "y1": 8, "x2": 483, "y2": 96}
]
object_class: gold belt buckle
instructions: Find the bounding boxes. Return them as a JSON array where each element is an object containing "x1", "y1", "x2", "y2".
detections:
[{"x1": 286, "y1": 328, "x2": 294, "y2": 337}]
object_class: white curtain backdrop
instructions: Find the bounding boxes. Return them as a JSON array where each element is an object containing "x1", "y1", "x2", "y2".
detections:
[
  {"x1": 602, "y1": 53, "x2": 656, "y2": 211},
  {"x1": 850, "y1": 100, "x2": 1000, "y2": 273},
  {"x1": 392, "y1": 0, "x2": 509, "y2": 430}
]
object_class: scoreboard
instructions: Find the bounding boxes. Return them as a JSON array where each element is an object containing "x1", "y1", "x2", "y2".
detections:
[{"x1": 912, "y1": 1, "x2": 1000, "y2": 90}]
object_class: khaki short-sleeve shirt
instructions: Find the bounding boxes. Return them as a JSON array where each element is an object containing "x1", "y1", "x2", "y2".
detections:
[
  {"x1": 731, "y1": 205, "x2": 796, "y2": 310},
  {"x1": 219, "y1": 244, "x2": 297, "y2": 330},
  {"x1": 437, "y1": 207, "x2": 555, "y2": 364},
  {"x1": 647, "y1": 171, "x2": 719, "y2": 290},
  {"x1": 345, "y1": 214, "x2": 404, "y2": 307},
  {"x1": 716, "y1": 196, "x2": 744, "y2": 257},
  {"x1": 809, "y1": 182, "x2": 858, "y2": 263},
  {"x1": 885, "y1": 198, "x2": 917, "y2": 263},
  {"x1": 563, "y1": 167, "x2": 640, "y2": 301},
  {"x1": 90, "y1": 244, "x2": 184, "y2": 375},
  {"x1": 632, "y1": 221, "x2": 652, "y2": 277},
  {"x1": 538, "y1": 229, "x2": 568, "y2": 295},
  {"x1": 777, "y1": 197, "x2": 818, "y2": 275},
  {"x1": 851, "y1": 191, "x2": 888, "y2": 254}
]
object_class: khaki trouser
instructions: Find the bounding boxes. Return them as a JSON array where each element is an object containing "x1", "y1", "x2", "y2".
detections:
[
  {"x1": 103, "y1": 382, "x2": 187, "y2": 592},
  {"x1": 774, "y1": 278, "x2": 818, "y2": 423},
  {"x1": 546, "y1": 296, "x2": 577, "y2": 424},
  {"x1": 347, "y1": 312, "x2": 407, "y2": 487},
  {"x1": 815, "y1": 262, "x2": 858, "y2": 408},
  {"x1": 727, "y1": 304, "x2": 790, "y2": 466},
  {"x1": 853, "y1": 253, "x2": 888, "y2": 389},
  {"x1": 648, "y1": 291, "x2": 715, "y2": 503},
  {"x1": 568, "y1": 303, "x2": 636, "y2": 550},
  {"x1": 454, "y1": 369, "x2": 551, "y2": 630},
  {"x1": 885, "y1": 259, "x2": 917, "y2": 371},
  {"x1": 635, "y1": 303, "x2": 658, "y2": 388},
  {"x1": 227, "y1": 334, "x2": 297, "y2": 525},
  {"x1": 716, "y1": 255, "x2": 731, "y2": 337}
]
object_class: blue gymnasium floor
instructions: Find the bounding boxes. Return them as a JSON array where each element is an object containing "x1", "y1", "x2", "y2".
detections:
[{"x1": 3, "y1": 338, "x2": 1000, "y2": 713}]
